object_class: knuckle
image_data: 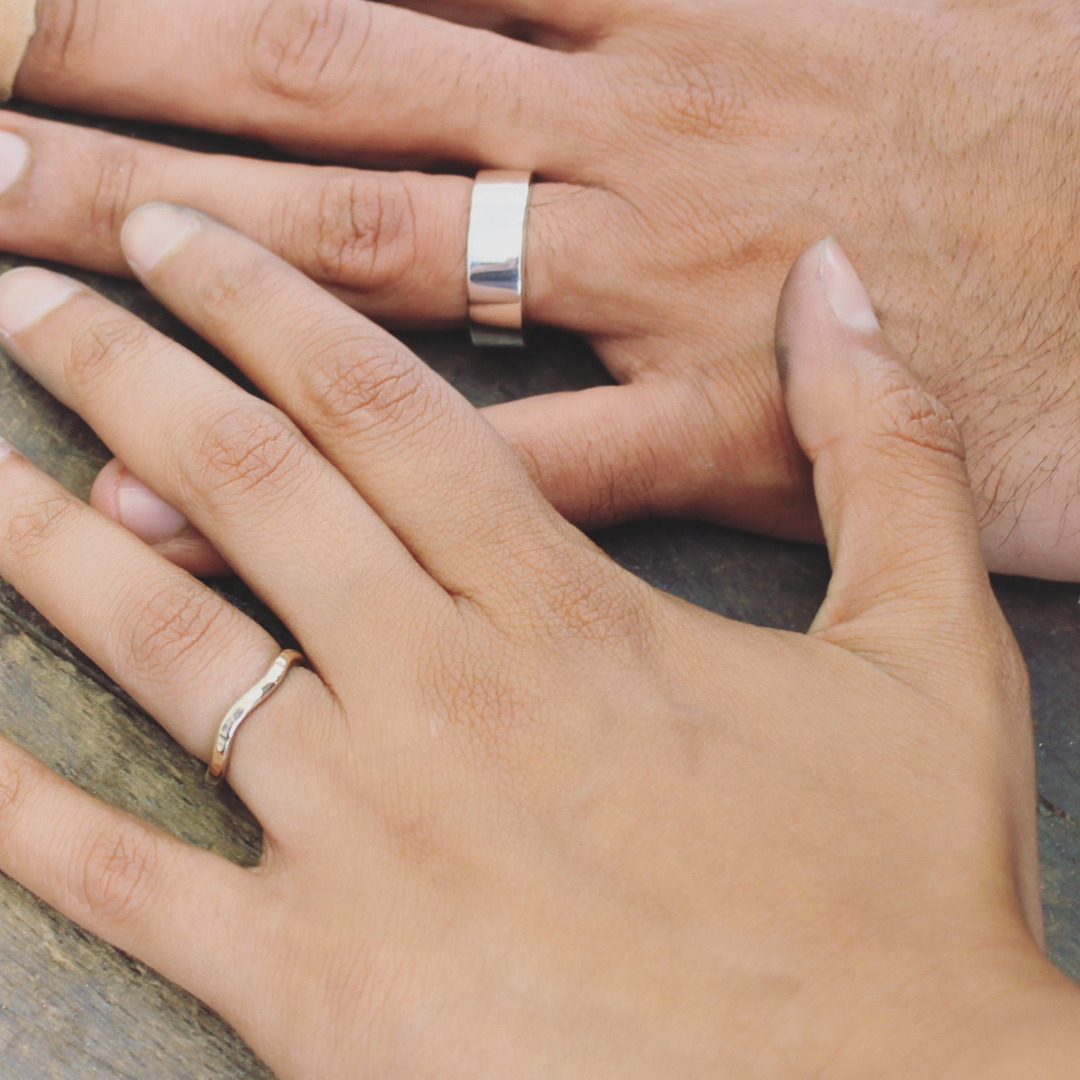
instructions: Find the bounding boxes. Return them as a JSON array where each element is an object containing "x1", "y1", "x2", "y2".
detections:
[
  {"x1": 531, "y1": 547, "x2": 657, "y2": 651},
  {"x1": 304, "y1": 337, "x2": 435, "y2": 441},
  {"x1": 615, "y1": 39, "x2": 746, "y2": 141},
  {"x1": 196, "y1": 257, "x2": 277, "y2": 333},
  {"x1": 243, "y1": 0, "x2": 372, "y2": 107},
  {"x1": 658, "y1": 67, "x2": 740, "y2": 139},
  {"x1": 189, "y1": 403, "x2": 310, "y2": 505},
  {"x1": 308, "y1": 174, "x2": 418, "y2": 290},
  {"x1": 78, "y1": 822, "x2": 160, "y2": 925},
  {"x1": 84, "y1": 138, "x2": 139, "y2": 243},
  {"x1": 110, "y1": 582, "x2": 231, "y2": 686},
  {"x1": 5, "y1": 492, "x2": 80, "y2": 565},
  {"x1": 419, "y1": 632, "x2": 535, "y2": 745},
  {"x1": 65, "y1": 316, "x2": 155, "y2": 399},
  {"x1": 868, "y1": 368, "x2": 966, "y2": 464}
]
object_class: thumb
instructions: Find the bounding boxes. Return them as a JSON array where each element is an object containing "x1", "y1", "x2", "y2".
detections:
[{"x1": 777, "y1": 238, "x2": 1000, "y2": 684}]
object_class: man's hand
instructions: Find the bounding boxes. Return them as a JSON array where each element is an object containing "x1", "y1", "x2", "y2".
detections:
[{"x1": 3, "y1": 0, "x2": 1080, "y2": 577}]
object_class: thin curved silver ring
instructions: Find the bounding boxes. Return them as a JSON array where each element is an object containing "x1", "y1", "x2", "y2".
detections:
[
  {"x1": 467, "y1": 170, "x2": 532, "y2": 347},
  {"x1": 207, "y1": 649, "x2": 304, "y2": 784}
]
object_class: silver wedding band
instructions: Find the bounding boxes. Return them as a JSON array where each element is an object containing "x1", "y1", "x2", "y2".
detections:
[
  {"x1": 467, "y1": 170, "x2": 532, "y2": 347},
  {"x1": 207, "y1": 649, "x2": 304, "y2": 784}
]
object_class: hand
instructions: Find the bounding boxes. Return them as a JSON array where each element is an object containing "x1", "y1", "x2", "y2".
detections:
[
  {"x1": 2, "y1": 0, "x2": 1080, "y2": 578},
  {"x1": 0, "y1": 209, "x2": 1074, "y2": 1077}
]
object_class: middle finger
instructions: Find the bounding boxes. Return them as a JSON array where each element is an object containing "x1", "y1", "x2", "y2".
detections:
[
  {"x1": 16, "y1": 0, "x2": 595, "y2": 173},
  {"x1": 118, "y1": 203, "x2": 588, "y2": 611}
]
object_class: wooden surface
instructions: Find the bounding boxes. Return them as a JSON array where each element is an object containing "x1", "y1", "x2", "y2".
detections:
[{"x1": 0, "y1": 109, "x2": 1079, "y2": 1079}]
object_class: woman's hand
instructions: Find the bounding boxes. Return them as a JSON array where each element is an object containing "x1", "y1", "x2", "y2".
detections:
[
  {"x1": 0, "y1": 212, "x2": 1074, "y2": 1077},
  {"x1": 2, "y1": 0, "x2": 1080, "y2": 577}
]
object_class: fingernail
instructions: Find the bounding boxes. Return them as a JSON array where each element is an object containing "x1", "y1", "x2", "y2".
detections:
[
  {"x1": 0, "y1": 267, "x2": 80, "y2": 336},
  {"x1": 0, "y1": 436, "x2": 15, "y2": 461},
  {"x1": 116, "y1": 470, "x2": 189, "y2": 542},
  {"x1": 0, "y1": 130, "x2": 29, "y2": 195},
  {"x1": 121, "y1": 203, "x2": 203, "y2": 274},
  {"x1": 820, "y1": 237, "x2": 880, "y2": 332}
]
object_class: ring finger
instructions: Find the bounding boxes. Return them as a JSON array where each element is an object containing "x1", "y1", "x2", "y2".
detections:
[
  {"x1": 0, "y1": 442, "x2": 330, "y2": 821},
  {"x1": 0, "y1": 113, "x2": 620, "y2": 335}
]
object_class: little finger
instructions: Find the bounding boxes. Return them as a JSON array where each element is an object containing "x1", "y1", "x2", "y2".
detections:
[
  {"x1": 0, "y1": 735, "x2": 264, "y2": 1024},
  {"x1": 485, "y1": 377, "x2": 819, "y2": 533},
  {"x1": 91, "y1": 459, "x2": 231, "y2": 578},
  {"x1": 92, "y1": 373, "x2": 790, "y2": 566}
]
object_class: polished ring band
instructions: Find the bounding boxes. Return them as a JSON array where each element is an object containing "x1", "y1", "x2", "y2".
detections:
[
  {"x1": 207, "y1": 649, "x2": 304, "y2": 783},
  {"x1": 467, "y1": 169, "x2": 532, "y2": 347}
]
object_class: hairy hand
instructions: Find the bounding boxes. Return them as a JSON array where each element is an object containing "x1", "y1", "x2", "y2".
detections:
[
  {"x1": 3, "y1": 1, "x2": 1080, "y2": 581},
  {"x1": 0, "y1": 213, "x2": 1075, "y2": 1077}
]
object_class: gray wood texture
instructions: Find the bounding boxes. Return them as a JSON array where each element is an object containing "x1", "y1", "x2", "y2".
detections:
[{"x1": 0, "y1": 108, "x2": 1078, "y2": 1078}]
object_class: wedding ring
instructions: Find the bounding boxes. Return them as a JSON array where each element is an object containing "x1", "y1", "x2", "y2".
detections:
[
  {"x1": 207, "y1": 649, "x2": 304, "y2": 783},
  {"x1": 467, "y1": 170, "x2": 531, "y2": 347}
]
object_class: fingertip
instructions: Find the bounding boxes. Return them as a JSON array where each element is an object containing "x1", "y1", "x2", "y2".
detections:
[
  {"x1": 775, "y1": 238, "x2": 895, "y2": 462},
  {"x1": 775, "y1": 240, "x2": 824, "y2": 376},
  {"x1": 0, "y1": 128, "x2": 30, "y2": 196},
  {"x1": 91, "y1": 460, "x2": 232, "y2": 577},
  {"x1": 819, "y1": 237, "x2": 880, "y2": 333},
  {"x1": 775, "y1": 238, "x2": 880, "y2": 365},
  {"x1": 98, "y1": 462, "x2": 189, "y2": 544},
  {"x1": 88, "y1": 457, "x2": 124, "y2": 521},
  {"x1": 121, "y1": 203, "x2": 203, "y2": 275},
  {"x1": 0, "y1": 266, "x2": 81, "y2": 337}
]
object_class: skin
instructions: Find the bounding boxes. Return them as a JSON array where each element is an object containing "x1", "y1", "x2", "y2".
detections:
[
  {"x1": 0, "y1": 210, "x2": 1076, "y2": 1076},
  {"x1": 0, "y1": 0, "x2": 1078, "y2": 578}
]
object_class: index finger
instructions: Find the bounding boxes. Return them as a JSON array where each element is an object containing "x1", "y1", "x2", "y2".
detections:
[{"x1": 120, "y1": 202, "x2": 598, "y2": 613}]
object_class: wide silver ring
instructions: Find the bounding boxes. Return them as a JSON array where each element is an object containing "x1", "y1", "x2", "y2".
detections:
[
  {"x1": 207, "y1": 649, "x2": 304, "y2": 784},
  {"x1": 467, "y1": 169, "x2": 531, "y2": 347}
]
